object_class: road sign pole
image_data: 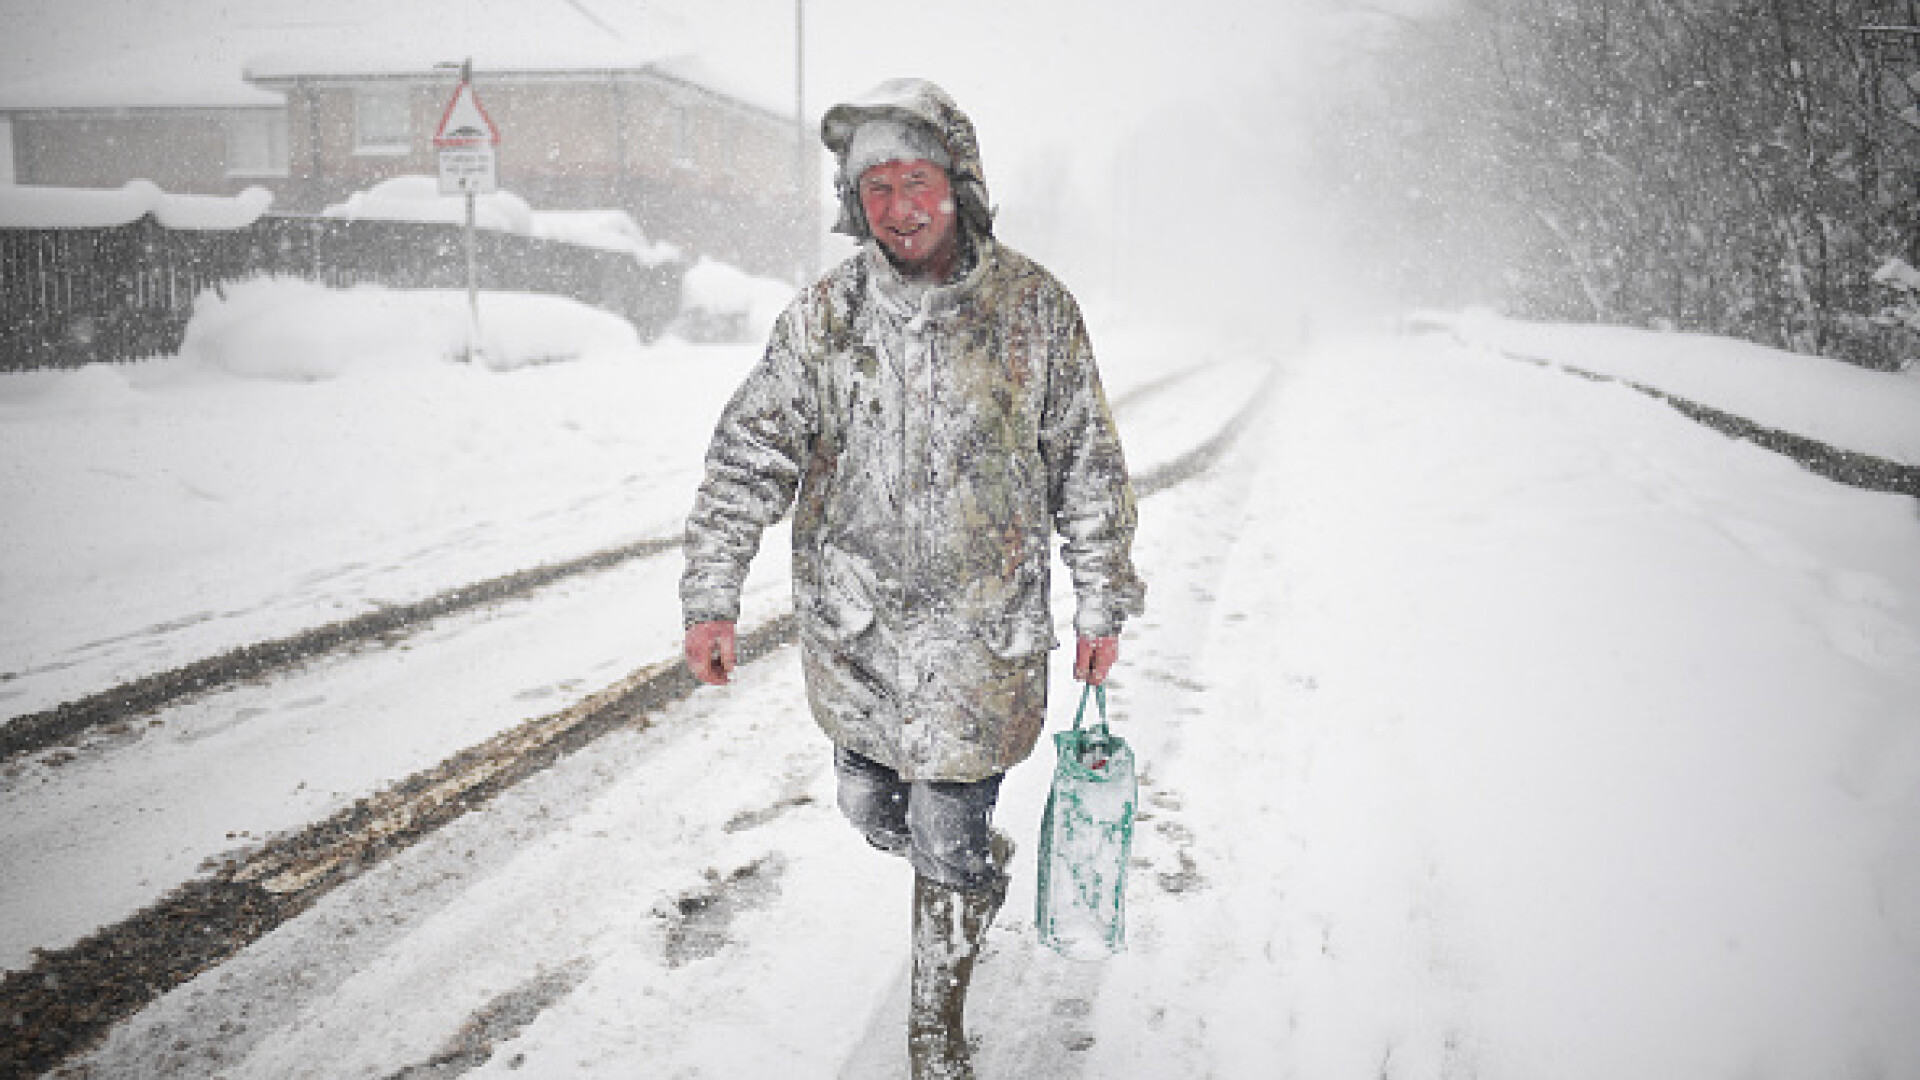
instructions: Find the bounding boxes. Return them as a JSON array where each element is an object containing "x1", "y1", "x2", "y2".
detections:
[
  {"x1": 432, "y1": 57, "x2": 499, "y2": 365},
  {"x1": 464, "y1": 190, "x2": 481, "y2": 364}
]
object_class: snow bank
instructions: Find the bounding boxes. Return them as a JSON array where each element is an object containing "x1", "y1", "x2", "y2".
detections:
[
  {"x1": 177, "y1": 277, "x2": 640, "y2": 380},
  {"x1": 531, "y1": 209, "x2": 681, "y2": 267},
  {"x1": 321, "y1": 178, "x2": 682, "y2": 271},
  {"x1": 0, "y1": 281, "x2": 738, "y2": 727},
  {"x1": 156, "y1": 186, "x2": 276, "y2": 230},
  {"x1": 322, "y1": 175, "x2": 533, "y2": 234},
  {"x1": 0, "y1": 180, "x2": 273, "y2": 229},
  {"x1": 677, "y1": 257, "x2": 793, "y2": 343},
  {"x1": 0, "y1": 360, "x2": 146, "y2": 411},
  {"x1": 1426, "y1": 309, "x2": 1920, "y2": 466}
]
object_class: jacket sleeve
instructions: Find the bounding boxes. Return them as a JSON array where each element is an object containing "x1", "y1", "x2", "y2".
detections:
[
  {"x1": 1040, "y1": 302, "x2": 1146, "y2": 638},
  {"x1": 680, "y1": 308, "x2": 819, "y2": 626}
]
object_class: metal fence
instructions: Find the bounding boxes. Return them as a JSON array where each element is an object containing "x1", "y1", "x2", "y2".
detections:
[{"x1": 0, "y1": 214, "x2": 684, "y2": 370}]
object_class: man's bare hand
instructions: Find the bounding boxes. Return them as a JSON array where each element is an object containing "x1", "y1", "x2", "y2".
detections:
[
  {"x1": 1074, "y1": 635, "x2": 1120, "y2": 685},
  {"x1": 685, "y1": 620, "x2": 738, "y2": 685}
]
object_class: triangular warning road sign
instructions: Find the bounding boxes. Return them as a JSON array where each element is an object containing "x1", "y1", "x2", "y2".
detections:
[{"x1": 434, "y1": 82, "x2": 500, "y2": 148}]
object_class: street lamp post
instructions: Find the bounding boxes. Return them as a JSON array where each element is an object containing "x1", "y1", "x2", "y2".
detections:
[{"x1": 794, "y1": 0, "x2": 814, "y2": 286}]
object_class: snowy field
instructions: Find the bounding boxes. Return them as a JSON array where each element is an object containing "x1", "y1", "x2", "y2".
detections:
[{"x1": 2, "y1": 286, "x2": 1918, "y2": 1078}]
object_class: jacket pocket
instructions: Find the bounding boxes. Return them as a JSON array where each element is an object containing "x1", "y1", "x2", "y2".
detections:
[
  {"x1": 968, "y1": 530, "x2": 1056, "y2": 660},
  {"x1": 805, "y1": 543, "x2": 878, "y2": 644}
]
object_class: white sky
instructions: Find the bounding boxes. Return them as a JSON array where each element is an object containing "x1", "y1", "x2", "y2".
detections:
[{"x1": 713, "y1": 0, "x2": 1387, "y2": 317}]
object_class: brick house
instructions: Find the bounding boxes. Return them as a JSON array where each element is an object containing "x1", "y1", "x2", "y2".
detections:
[
  {"x1": 249, "y1": 56, "x2": 816, "y2": 280},
  {"x1": 2, "y1": 52, "x2": 818, "y2": 281}
]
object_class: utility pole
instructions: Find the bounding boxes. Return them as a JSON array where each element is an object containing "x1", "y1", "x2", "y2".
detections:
[{"x1": 794, "y1": 0, "x2": 814, "y2": 286}]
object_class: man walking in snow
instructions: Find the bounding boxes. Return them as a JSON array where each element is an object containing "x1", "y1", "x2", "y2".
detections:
[{"x1": 680, "y1": 78, "x2": 1143, "y2": 1078}]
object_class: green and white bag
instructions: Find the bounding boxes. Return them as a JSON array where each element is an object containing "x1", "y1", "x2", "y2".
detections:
[{"x1": 1035, "y1": 682, "x2": 1137, "y2": 960}]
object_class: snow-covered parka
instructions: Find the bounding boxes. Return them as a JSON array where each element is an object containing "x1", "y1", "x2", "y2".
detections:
[{"x1": 681, "y1": 82, "x2": 1144, "y2": 783}]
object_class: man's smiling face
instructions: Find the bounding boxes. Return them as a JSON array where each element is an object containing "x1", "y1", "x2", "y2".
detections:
[{"x1": 857, "y1": 158, "x2": 960, "y2": 282}]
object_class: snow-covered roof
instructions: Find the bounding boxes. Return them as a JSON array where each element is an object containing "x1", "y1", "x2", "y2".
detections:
[
  {"x1": 243, "y1": 53, "x2": 788, "y2": 121},
  {"x1": 0, "y1": 44, "x2": 285, "y2": 110},
  {"x1": 0, "y1": 0, "x2": 794, "y2": 116}
]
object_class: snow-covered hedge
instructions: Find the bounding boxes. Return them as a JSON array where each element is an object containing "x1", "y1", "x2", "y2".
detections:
[
  {"x1": 4, "y1": 176, "x2": 790, "y2": 348},
  {"x1": 323, "y1": 175, "x2": 535, "y2": 233},
  {"x1": 322, "y1": 176, "x2": 681, "y2": 266},
  {"x1": 0, "y1": 180, "x2": 274, "y2": 230},
  {"x1": 322, "y1": 177, "x2": 797, "y2": 343},
  {"x1": 674, "y1": 257, "x2": 793, "y2": 343},
  {"x1": 531, "y1": 208, "x2": 682, "y2": 268}
]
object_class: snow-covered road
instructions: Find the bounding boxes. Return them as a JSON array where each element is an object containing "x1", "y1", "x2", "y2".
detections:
[
  {"x1": 0, "y1": 336, "x2": 1268, "y2": 977},
  {"x1": 5, "y1": 305, "x2": 1920, "y2": 1078}
]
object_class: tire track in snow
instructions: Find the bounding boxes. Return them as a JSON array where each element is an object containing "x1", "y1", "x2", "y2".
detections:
[
  {"x1": 1132, "y1": 363, "x2": 1277, "y2": 498},
  {"x1": 0, "y1": 359, "x2": 1228, "y2": 768},
  {"x1": 0, "y1": 363, "x2": 1275, "y2": 1078},
  {"x1": 0, "y1": 615, "x2": 770, "y2": 1077},
  {"x1": 0, "y1": 535, "x2": 675, "y2": 767}
]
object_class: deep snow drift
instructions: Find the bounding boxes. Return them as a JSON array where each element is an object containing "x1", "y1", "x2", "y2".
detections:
[{"x1": 3, "y1": 287, "x2": 1918, "y2": 1078}]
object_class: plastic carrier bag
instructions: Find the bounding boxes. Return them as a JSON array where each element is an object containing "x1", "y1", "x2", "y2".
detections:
[{"x1": 1035, "y1": 682, "x2": 1137, "y2": 960}]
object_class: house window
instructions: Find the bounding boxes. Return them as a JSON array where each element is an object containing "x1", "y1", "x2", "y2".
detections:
[
  {"x1": 355, "y1": 86, "x2": 412, "y2": 154},
  {"x1": 226, "y1": 111, "x2": 288, "y2": 176}
]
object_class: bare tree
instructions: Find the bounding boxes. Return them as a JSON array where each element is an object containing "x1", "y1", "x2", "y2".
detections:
[{"x1": 1322, "y1": 0, "x2": 1920, "y2": 367}]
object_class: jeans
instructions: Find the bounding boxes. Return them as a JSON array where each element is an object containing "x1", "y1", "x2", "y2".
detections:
[{"x1": 834, "y1": 746, "x2": 1005, "y2": 892}]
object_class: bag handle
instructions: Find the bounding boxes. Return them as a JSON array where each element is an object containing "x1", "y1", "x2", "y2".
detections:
[{"x1": 1072, "y1": 681, "x2": 1109, "y2": 734}]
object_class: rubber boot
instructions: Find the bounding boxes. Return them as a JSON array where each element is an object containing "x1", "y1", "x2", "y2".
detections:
[{"x1": 907, "y1": 833, "x2": 1011, "y2": 1080}]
